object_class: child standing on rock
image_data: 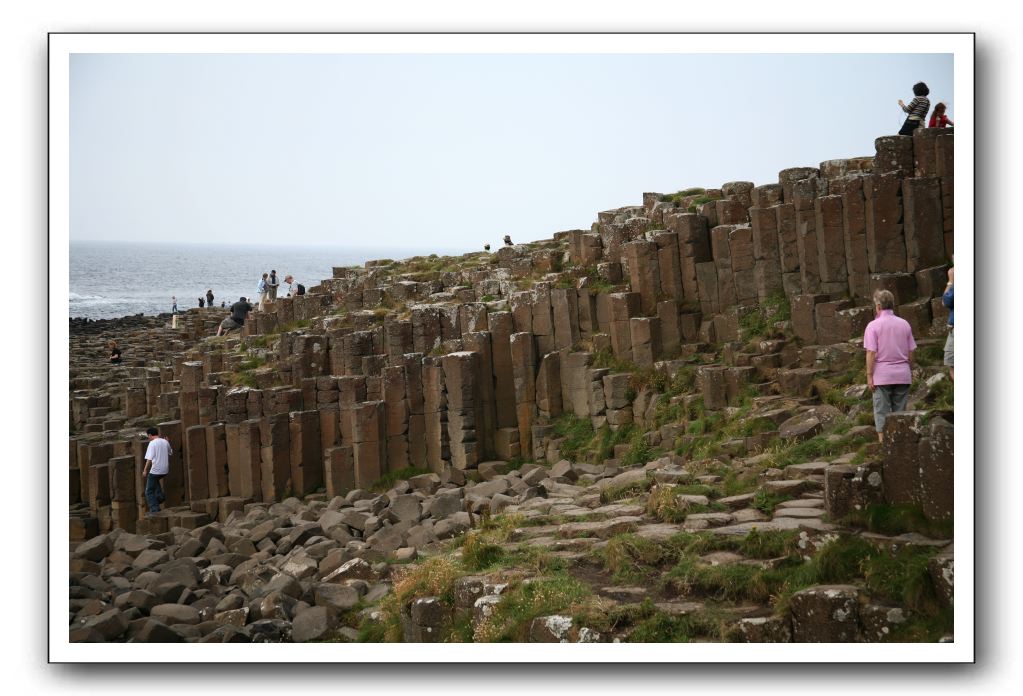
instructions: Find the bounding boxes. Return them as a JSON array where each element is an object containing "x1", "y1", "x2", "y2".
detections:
[{"x1": 929, "y1": 102, "x2": 953, "y2": 128}]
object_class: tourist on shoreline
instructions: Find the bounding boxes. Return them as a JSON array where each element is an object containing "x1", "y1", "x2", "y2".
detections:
[
  {"x1": 929, "y1": 102, "x2": 953, "y2": 129},
  {"x1": 217, "y1": 296, "x2": 254, "y2": 336},
  {"x1": 943, "y1": 262, "x2": 954, "y2": 381},
  {"x1": 864, "y1": 289, "x2": 917, "y2": 443},
  {"x1": 898, "y1": 82, "x2": 930, "y2": 136},
  {"x1": 198, "y1": 297, "x2": 205, "y2": 308},
  {"x1": 268, "y1": 270, "x2": 280, "y2": 301},
  {"x1": 108, "y1": 340, "x2": 121, "y2": 364},
  {"x1": 503, "y1": 234, "x2": 513, "y2": 246},
  {"x1": 256, "y1": 273, "x2": 269, "y2": 311},
  {"x1": 206, "y1": 289, "x2": 215, "y2": 308},
  {"x1": 141, "y1": 426, "x2": 171, "y2": 516},
  {"x1": 171, "y1": 296, "x2": 178, "y2": 314}
]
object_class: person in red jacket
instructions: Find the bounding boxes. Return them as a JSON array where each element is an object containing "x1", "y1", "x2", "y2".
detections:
[{"x1": 929, "y1": 102, "x2": 953, "y2": 128}]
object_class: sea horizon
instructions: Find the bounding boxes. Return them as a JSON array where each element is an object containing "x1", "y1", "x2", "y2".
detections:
[{"x1": 69, "y1": 239, "x2": 474, "y2": 320}]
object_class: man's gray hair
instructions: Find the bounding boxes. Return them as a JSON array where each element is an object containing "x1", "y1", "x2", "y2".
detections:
[{"x1": 873, "y1": 289, "x2": 896, "y2": 310}]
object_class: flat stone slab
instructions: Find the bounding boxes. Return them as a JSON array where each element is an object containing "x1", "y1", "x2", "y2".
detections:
[
  {"x1": 654, "y1": 601, "x2": 705, "y2": 616},
  {"x1": 776, "y1": 499, "x2": 825, "y2": 509},
  {"x1": 718, "y1": 493, "x2": 755, "y2": 510},
  {"x1": 565, "y1": 503, "x2": 646, "y2": 520},
  {"x1": 762, "y1": 480, "x2": 809, "y2": 495},
  {"x1": 676, "y1": 495, "x2": 710, "y2": 506},
  {"x1": 509, "y1": 524, "x2": 561, "y2": 541},
  {"x1": 600, "y1": 586, "x2": 648, "y2": 602},
  {"x1": 772, "y1": 507, "x2": 827, "y2": 519},
  {"x1": 783, "y1": 462, "x2": 830, "y2": 478},
  {"x1": 501, "y1": 536, "x2": 599, "y2": 552},
  {"x1": 731, "y1": 508, "x2": 770, "y2": 524},
  {"x1": 633, "y1": 523, "x2": 686, "y2": 542},
  {"x1": 699, "y1": 551, "x2": 747, "y2": 566},
  {"x1": 861, "y1": 532, "x2": 952, "y2": 549},
  {"x1": 683, "y1": 512, "x2": 734, "y2": 527},
  {"x1": 651, "y1": 467, "x2": 692, "y2": 485},
  {"x1": 557, "y1": 516, "x2": 642, "y2": 539},
  {"x1": 711, "y1": 518, "x2": 838, "y2": 536}
]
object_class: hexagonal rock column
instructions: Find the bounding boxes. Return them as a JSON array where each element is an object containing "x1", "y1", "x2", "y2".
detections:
[
  {"x1": 789, "y1": 585, "x2": 862, "y2": 642},
  {"x1": 865, "y1": 172, "x2": 906, "y2": 273},
  {"x1": 259, "y1": 413, "x2": 291, "y2": 502},
  {"x1": 289, "y1": 410, "x2": 323, "y2": 496},
  {"x1": 623, "y1": 240, "x2": 661, "y2": 316},
  {"x1": 232, "y1": 418, "x2": 262, "y2": 501},
  {"x1": 443, "y1": 351, "x2": 480, "y2": 471},
  {"x1": 351, "y1": 400, "x2": 386, "y2": 486}
]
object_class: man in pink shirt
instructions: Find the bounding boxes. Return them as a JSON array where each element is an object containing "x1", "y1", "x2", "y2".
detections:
[{"x1": 864, "y1": 289, "x2": 917, "y2": 442}]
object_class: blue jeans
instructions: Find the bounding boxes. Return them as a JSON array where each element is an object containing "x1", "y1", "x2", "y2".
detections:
[{"x1": 145, "y1": 473, "x2": 166, "y2": 512}]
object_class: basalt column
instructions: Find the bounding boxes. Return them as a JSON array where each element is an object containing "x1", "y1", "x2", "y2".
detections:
[{"x1": 443, "y1": 351, "x2": 480, "y2": 471}]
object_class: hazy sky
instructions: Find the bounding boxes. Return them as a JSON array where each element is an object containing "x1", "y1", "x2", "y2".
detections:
[{"x1": 70, "y1": 52, "x2": 953, "y2": 250}]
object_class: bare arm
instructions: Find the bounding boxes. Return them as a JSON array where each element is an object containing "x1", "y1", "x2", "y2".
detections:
[
  {"x1": 142, "y1": 458, "x2": 152, "y2": 477},
  {"x1": 866, "y1": 350, "x2": 876, "y2": 390}
]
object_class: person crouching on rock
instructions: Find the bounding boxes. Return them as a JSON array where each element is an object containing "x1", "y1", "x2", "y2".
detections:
[
  {"x1": 108, "y1": 340, "x2": 122, "y2": 364},
  {"x1": 217, "y1": 296, "x2": 254, "y2": 336}
]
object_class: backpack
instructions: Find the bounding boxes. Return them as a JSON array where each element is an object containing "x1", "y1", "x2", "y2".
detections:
[{"x1": 296, "y1": 283, "x2": 306, "y2": 296}]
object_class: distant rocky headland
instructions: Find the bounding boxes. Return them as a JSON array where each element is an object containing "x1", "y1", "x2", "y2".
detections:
[{"x1": 68, "y1": 128, "x2": 955, "y2": 644}]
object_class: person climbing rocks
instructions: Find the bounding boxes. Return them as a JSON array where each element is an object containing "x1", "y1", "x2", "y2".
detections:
[
  {"x1": 108, "y1": 340, "x2": 122, "y2": 364},
  {"x1": 141, "y1": 426, "x2": 172, "y2": 516},
  {"x1": 484, "y1": 243, "x2": 491, "y2": 252},
  {"x1": 198, "y1": 297, "x2": 205, "y2": 308},
  {"x1": 898, "y1": 81, "x2": 930, "y2": 136},
  {"x1": 503, "y1": 235, "x2": 513, "y2": 246},
  {"x1": 929, "y1": 102, "x2": 953, "y2": 128},
  {"x1": 217, "y1": 296, "x2": 253, "y2": 336},
  {"x1": 268, "y1": 270, "x2": 280, "y2": 301},
  {"x1": 943, "y1": 262, "x2": 954, "y2": 381},
  {"x1": 864, "y1": 289, "x2": 917, "y2": 442},
  {"x1": 206, "y1": 289, "x2": 215, "y2": 308}
]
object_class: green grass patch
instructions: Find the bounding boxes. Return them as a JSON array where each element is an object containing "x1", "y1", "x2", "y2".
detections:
[
  {"x1": 887, "y1": 605, "x2": 954, "y2": 642},
  {"x1": 472, "y1": 573, "x2": 592, "y2": 642},
  {"x1": 844, "y1": 503, "x2": 954, "y2": 540},
  {"x1": 460, "y1": 531, "x2": 505, "y2": 571},
  {"x1": 915, "y1": 342, "x2": 945, "y2": 367},
  {"x1": 863, "y1": 546, "x2": 943, "y2": 613},
  {"x1": 751, "y1": 489, "x2": 791, "y2": 515}
]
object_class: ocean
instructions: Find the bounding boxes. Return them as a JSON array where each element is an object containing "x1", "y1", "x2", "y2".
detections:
[{"x1": 69, "y1": 241, "x2": 471, "y2": 320}]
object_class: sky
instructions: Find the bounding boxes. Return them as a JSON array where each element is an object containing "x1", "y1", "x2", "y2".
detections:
[{"x1": 70, "y1": 51, "x2": 953, "y2": 250}]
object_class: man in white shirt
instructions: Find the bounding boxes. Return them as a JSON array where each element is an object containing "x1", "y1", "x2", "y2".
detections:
[
  {"x1": 284, "y1": 274, "x2": 297, "y2": 297},
  {"x1": 142, "y1": 426, "x2": 172, "y2": 515}
]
